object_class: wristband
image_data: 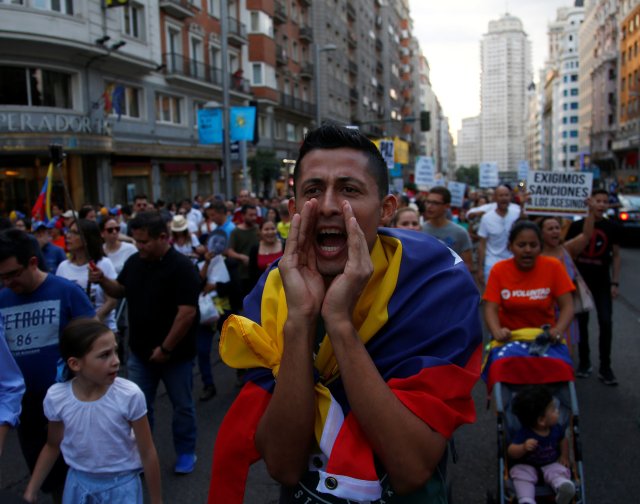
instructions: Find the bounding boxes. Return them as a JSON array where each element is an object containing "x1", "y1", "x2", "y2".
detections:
[
  {"x1": 160, "y1": 344, "x2": 172, "y2": 355},
  {"x1": 611, "y1": 282, "x2": 619, "y2": 287}
]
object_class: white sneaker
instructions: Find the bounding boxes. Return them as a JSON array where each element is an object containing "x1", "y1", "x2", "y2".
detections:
[{"x1": 555, "y1": 480, "x2": 575, "y2": 504}]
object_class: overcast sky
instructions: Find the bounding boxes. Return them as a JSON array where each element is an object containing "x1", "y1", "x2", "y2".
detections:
[{"x1": 409, "y1": 0, "x2": 577, "y2": 143}]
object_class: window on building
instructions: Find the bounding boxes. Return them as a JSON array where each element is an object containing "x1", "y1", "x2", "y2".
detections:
[
  {"x1": 274, "y1": 120, "x2": 283, "y2": 139},
  {"x1": 570, "y1": 130, "x2": 578, "y2": 138},
  {"x1": 156, "y1": 93, "x2": 183, "y2": 125},
  {"x1": 32, "y1": 0, "x2": 73, "y2": 14},
  {"x1": 570, "y1": 102, "x2": 578, "y2": 110},
  {"x1": 208, "y1": 0, "x2": 220, "y2": 17},
  {"x1": 250, "y1": 11, "x2": 259, "y2": 31},
  {"x1": 105, "y1": 82, "x2": 141, "y2": 119},
  {"x1": 570, "y1": 88, "x2": 578, "y2": 96},
  {"x1": 123, "y1": 2, "x2": 144, "y2": 40},
  {"x1": 562, "y1": 131, "x2": 568, "y2": 138},
  {"x1": 570, "y1": 116, "x2": 578, "y2": 123},
  {"x1": 190, "y1": 37, "x2": 203, "y2": 78},
  {"x1": 0, "y1": 66, "x2": 72, "y2": 108},
  {"x1": 570, "y1": 145, "x2": 578, "y2": 153},
  {"x1": 562, "y1": 117, "x2": 568, "y2": 124},
  {"x1": 252, "y1": 63, "x2": 263, "y2": 85},
  {"x1": 286, "y1": 123, "x2": 296, "y2": 142}
]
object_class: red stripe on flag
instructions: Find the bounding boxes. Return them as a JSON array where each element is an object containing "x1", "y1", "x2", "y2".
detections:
[
  {"x1": 485, "y1": 356, "x2": 574, "y2": 392},
  {"x1": 208, "y1": 381, "x2": 270, "y2": 504}
]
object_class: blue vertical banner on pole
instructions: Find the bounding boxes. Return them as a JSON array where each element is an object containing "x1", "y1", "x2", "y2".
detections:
[
  {"x1": 230, "y1": 106, "x2": 256, "y2": 142},
  {"x1": 198, "y1": 109, "x2": 223, "y2": 144}
]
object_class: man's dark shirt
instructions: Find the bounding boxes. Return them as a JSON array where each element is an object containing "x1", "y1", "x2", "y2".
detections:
[
  {"x1": 566, "y1": 218, "x2": 620, "y2": 284},
  {"x1": 118, "y1": 247, "x2": 200, "y2": 361}
]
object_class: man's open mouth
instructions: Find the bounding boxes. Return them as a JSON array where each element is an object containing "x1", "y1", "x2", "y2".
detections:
[{"x1": 316, "y1": 228, "x2": 347, "y2": 253}]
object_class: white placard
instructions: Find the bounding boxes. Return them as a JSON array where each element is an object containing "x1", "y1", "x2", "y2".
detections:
[
  {"x1": 525, "y1": 171, "x2": 593, "y2": 217},
  {"x1": 447, "y1": 181, "x2": 466, "y2": 208},
  {"x1": 414, "y1": 156, "x2": 435, "y2": 190},
  {"x1": 379, "y1": 140, "x2": 395, "y2": 171},
  {"x1": 479, "y1": 162, "x2": 499, "y2": 188},
  {"x1": 518, "y1": 161, "x2": 529, "y2": 182}
]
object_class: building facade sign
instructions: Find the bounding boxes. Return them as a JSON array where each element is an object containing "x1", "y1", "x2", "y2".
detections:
[{"x1": 0, "y1": 112, "x2": 106, "y2": 135}]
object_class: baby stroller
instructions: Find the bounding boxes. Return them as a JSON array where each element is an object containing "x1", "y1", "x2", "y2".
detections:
[{"x1": 482, "y1": 327, "x2": 587, "y2": 504}]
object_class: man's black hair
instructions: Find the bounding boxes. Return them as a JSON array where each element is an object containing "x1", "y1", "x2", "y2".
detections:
[
  {"x1": 128, "y1": 211, "x2": 167, "y2": 238},
  {"x1": 591, "y1": 188, "x2": 609, "y2": 197},
  {"x1": 429, "y1": 186, "x2": 452, "y2": 205},
  {"x1": 133, "y1": 194, "x2": 148, "y2": 202},
  {"x1": 294, "y1": 124, "x2": 389, "y2": 200},
  {"x1": 241, "y1": 204, "x2": 257, "y2": 214},
  {"x1": 512, "y1": 385, "x2": 554, "y2": 429},
  {"x1": 0, "y1": 229, "x2": 38, "y2": 267}
]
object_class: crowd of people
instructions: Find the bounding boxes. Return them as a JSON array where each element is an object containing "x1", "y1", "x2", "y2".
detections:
[{"x1": 0, "y1": 124, "x2": 623, "y2": 503}]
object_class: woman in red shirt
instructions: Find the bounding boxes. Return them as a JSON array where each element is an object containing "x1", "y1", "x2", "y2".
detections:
[
  {"x1": 484, "y1": 221, "x2": 574, "y2": 342},
  {"x1": 249, "y1": 219, "x2": 284, "y2": 284}
]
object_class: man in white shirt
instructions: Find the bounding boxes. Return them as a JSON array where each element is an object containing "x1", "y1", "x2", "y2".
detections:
[{"x1": 476, "y1": 185, "x2": 521, "y2": 286}]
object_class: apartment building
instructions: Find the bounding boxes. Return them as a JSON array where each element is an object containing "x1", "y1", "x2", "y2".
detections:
[{"x1": 480, "y1": 13, "x2": 532, "y2": 172}]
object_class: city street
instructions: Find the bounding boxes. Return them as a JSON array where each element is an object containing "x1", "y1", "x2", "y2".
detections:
[{"x1": 1, "y1": 248, "x2": 639, "y2": 504}]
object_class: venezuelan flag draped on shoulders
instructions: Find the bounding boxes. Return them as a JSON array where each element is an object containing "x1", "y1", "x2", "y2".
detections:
[{"x1": 208, "y1": 228, "x2": 483, "y2": 503}]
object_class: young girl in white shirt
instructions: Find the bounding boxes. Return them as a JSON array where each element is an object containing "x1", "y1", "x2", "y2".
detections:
[{"x1": 24, "y1": 319, "x2": 162, "y2": 504}]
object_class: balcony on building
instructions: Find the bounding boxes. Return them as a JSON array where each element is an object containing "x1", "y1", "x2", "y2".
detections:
[
  {"x1": 159, "y1": 0, "x2": 193, "y2": 20},
  {"x1": 300, "y1": 62, "x2": 314, "y2": 80},
  {"x1": 299, "y1": 25, "x2": 313, "y2": 43},
  {"x1": 348, "y1": 32, "x2": 357, "y2": 49},
  {"x1": 348, "y1": 60, "x2": 358, "y2": 75},
  {"x1": 376, "y1": 83, "x2": 384, "y2": 95},
  {"x1": 350, "y1": 88, "x2": 359, "y2": 102},
  {"x1": 228, "y1": 16, "x2": 248, "y2": 45},
  {"x1": 274, "y1": 0, "x2": 287, "y2": 24},
  {"x1": 276, "y1": 45, "x2": 288, "y2": 66},
  {"x1": 279, "y1": 93, "x2": 314, "y2": 117},
  {"x1": 375, "y1": 39, "x2": 383, "y2": 51},
  {"x1": 161, "y1": 51, "x2": 253, "y2": 95},
  {"x1": 376, "y1": 61, "x2": 383, "y2": 74}
]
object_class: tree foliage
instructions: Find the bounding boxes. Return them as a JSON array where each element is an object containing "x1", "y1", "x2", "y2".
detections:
[
  {"x1": 248, "y1": 149, "x2": 281, "y2": 194},
  {"x1": 455, "y1": 165, "x2": 479, "y2": 187}
]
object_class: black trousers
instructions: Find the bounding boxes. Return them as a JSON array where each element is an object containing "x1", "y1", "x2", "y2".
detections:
[{"x1": 576, "y1": 279, "x2": 613, "y2": 371}]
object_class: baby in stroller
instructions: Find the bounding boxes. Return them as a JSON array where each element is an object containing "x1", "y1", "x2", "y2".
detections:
[{"x1": 508, "y1": 385, "x2": 575, "y2": 504}]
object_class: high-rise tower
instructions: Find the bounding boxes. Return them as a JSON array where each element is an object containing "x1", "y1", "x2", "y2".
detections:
[{"x1": 480, "y1": 13, "x2": 532, "y2": 172}]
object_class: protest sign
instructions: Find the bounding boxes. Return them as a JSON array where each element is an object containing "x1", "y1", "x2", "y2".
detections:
[
  {"x1": 379, "y1": 140, "x2": 395, "y2": 170},
  {"x1": 526, "y1": 171, "x2": 593, "y2": 217},
  {"x1": 447, "y1": 181, "x2": 466, "y2": 207},
  {"x1": 479, "y1": 162, "x2": 499, "y2": 188},
  {"x1": 518, "y1": 161, "x2": 529, "y2": 182},
  {"x1": 415, "y1": 156, "x2": 435, "y2": 190}
]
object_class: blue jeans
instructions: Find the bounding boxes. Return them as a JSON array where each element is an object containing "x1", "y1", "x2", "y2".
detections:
[
  {"x1": 196, "y1": 324, "x2": 215, "y2": 387},
  {"x1": 127, "y1": 352, "x2": 197, "y2": 455}
]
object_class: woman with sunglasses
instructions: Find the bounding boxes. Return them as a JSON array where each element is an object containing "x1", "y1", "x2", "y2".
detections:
[
  {"x1": 100, "y1": 217, "x2": 137, "y2": 276},
  {"x1": 56, "y1": 220, "x2": 119, "y2": 333}
]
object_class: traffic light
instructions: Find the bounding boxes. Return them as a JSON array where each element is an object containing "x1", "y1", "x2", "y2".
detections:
[{"x1": 420, "y1": 111, "x2": 431, "y2": 132}]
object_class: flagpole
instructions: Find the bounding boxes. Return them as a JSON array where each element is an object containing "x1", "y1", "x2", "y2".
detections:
[
  {"x1": 49, "y1": 144, "x2": 93, "y2": 296},
  {"x1": 221, "y1": 0, "x2": 232, "y2": 199}
]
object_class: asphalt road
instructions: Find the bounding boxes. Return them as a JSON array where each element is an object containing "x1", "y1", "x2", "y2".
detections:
[{"x1": 2, "y1": 248, "x2": 639, "y2": 503}]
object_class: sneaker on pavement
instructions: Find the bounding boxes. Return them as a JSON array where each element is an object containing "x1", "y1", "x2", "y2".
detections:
[
  {"x1": 598, "y1": 368, "x2": 618, "y2": 386},
  {"x1": 199, "y1": 384, "x2": 217, "y2": 402},
  {"x1": 555, "y1": 480, "x2": 575, "y2": 504},
  {"x1": 575, "y1": 365, "x2": 592, "y2": 378},
  {"x1": 174, "y1": 453, "x2": 197, "y2": 474}
]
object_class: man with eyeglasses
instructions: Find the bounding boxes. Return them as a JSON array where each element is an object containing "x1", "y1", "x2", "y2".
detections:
[
  {"x1": 422, "y1": 186, "x2": 474, "y2": 271},
  {"x1": 0, "y1": 228, "x2": 95, "y2": 502}
]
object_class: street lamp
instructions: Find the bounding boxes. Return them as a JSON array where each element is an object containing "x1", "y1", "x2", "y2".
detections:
[{"x1": 314, "y1": 43, "x2": 337, "y2": 127}]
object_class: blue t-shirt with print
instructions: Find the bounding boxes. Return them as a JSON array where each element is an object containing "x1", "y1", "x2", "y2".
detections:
[
  {"x1": 512, "y1": 424, "x2": 565, "y2": 467},
  {"x1": 0, "y1": 274, "x2": 95, "y2": 394}
]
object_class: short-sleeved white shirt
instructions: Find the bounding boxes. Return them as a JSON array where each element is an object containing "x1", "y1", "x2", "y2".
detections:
[
  {"x1": 104, "y1": 242, "x2": 137, "y2": 275},
  {"x1": 44, "y1": 378, "x2": 146, "y2": 473},
  {"x1": 477, "y1": 206, "x2": 521, "y2": 270},
  {"x1": 55, "y1": 257, "x2": 118, "y2": 331}
]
